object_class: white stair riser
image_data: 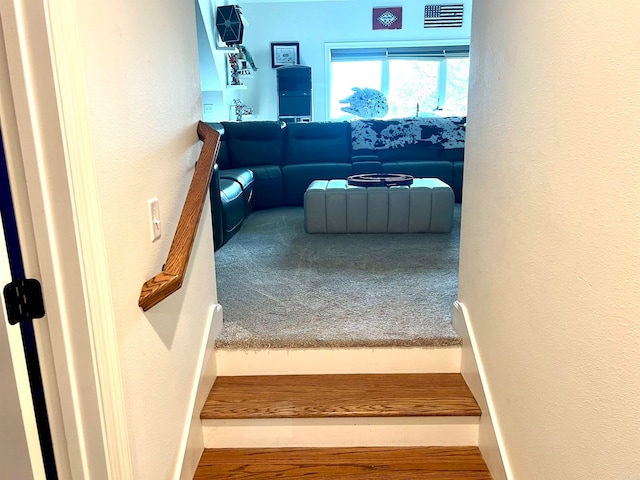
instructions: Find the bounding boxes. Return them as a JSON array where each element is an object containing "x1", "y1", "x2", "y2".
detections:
[
  {"x1": 215, "y1": 346, "x2": 461, "y2": 376},
  {"x1": 202, "y1": 416, "x2": 479, "y2": 448}
]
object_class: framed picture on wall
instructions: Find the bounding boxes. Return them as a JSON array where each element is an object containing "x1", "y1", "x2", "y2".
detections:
[{"x1": 271, "y1": 42, "x2": 300, "y2": 68}]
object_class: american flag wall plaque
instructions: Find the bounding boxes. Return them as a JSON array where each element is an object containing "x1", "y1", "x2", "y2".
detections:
[
  {"x1": 373, "y1": 7, "x2": 403, "y2": 30},
  {"x1": 424, "y1": 4, "x2": 464, "y2": 28}
]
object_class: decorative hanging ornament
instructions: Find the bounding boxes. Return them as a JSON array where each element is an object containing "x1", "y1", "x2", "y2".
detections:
[
  {"x1": 339, "y1": 87, "x2": 389, "y2": 119},
  {"x1": 216, "y1": 6, "x2": 244, "y2": 45}
]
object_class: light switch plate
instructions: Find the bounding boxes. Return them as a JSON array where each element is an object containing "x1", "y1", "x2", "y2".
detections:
[{"x1": 148, "y1": 198, "x2": 161, "y2": 242}]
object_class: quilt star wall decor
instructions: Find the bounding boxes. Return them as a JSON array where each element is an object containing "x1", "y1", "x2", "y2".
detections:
[{"x1": 372, "y1": 7, "x2": 403, "y2": 30}]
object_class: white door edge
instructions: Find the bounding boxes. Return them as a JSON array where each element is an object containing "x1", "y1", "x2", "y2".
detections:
[
  {"x1": 0, "y1": 1, "x2": 133, "y2": 478},
  {"x1": 0, "y1": 8, "x2": 72, "y2": 479},
  {"x1": 0, "y1": 194, "x2": 46, "y2": 480}
]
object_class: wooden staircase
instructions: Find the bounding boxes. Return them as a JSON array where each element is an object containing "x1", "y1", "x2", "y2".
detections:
[
  {"x1": 195, "y1": 446, "x2": 490, "y2": 479},
  {"x1": 193, "y1": 353, "x2": 492, "y2": 479}
]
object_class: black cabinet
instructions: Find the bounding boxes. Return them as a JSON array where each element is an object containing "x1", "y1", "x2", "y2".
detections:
[{"x1": 277, "y1": 65, "x2": 312, "y2": 122}]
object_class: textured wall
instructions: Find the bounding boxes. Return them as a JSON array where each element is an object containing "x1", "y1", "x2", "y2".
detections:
[
  {"x1": 74, "y1": 1, "x2": 217, "y2": 478},
  {"x1": 459, "y1": 1, "x2": 640, "y2": 478}
]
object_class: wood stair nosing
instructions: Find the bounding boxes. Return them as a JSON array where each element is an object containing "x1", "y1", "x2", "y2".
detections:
[
  {"x1": 201, "y1": 373, "x2": 481, "y2": 420},
  {"x1": 194, "y1": 446, "x2": 492, "y2": 479}
]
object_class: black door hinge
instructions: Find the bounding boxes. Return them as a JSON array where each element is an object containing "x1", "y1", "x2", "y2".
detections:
[{"x1": 3, "y1": 278, "x2": 46, "y2": 325}]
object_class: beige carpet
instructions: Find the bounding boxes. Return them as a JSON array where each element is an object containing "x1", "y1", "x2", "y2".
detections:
[{"x1": 214, "y1": 205, "x2": 462, "y2": 349}]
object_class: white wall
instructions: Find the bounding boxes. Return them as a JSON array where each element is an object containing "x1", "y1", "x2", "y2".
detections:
[
  {"x1": 197, "y1": 0, "x2": 233, "y2": 121},
  {"x1": 197, "y1": 3, "x2": 222, "y2": 92},
  {"x1": 460, "y1": 1, "x2": 640, "y2": 479},
  {"x1": 230, "y1": 0, "x2": 473, "y2": 121},
  {"x1": 74, "y1": 1, "x2": 217, "y2": 478}
]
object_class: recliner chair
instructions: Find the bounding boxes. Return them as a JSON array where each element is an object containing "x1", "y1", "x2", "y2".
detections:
[{"x1": 209, "y1": 162, "x2": 255, "y2": 250}]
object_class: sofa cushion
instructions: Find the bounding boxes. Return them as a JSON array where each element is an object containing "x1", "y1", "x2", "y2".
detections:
[
  {"x1": 248, "y1": 165, "x2": 285, "y2": 210},
  {"x1": 351, "y1": 161, "x2": 382, "y2": 175},
  {"x1": 381, "y1": 161, "x2": 454, "y2": 187},
  {"x1": 222, "y1": 121, "x2": 285, "y2": 168},
  {"x1": 375, "y1": 146, "x2": 440, "y2": 162},
  {"x1": 282, "y1": 163, "x2": 352, "y2": 206},
  {"x1": 441, "y1": 147, "x2": 464, "y2": 162},
  {"x1": 285, "y1": 121, "x2": 351, "y2": 165}
]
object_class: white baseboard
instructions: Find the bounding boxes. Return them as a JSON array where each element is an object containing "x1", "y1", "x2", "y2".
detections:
[
  {"x1": 202, "y1": 416, "x2": 479, "y2": 449},
  {"x1": 452, "y1": 301, "x2": 511, "y2": 480},
  {"x1": 176, "y1": 304, "x2": 223, "y2": 480},
  {"x1": 216, "y1": 346, "x2": 461, "y2": 376}
]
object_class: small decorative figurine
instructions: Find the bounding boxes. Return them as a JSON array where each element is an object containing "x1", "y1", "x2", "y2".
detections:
[
  {"x1": 228, "y1": 53, "x2": 242, "y2": 85},
  {"x1": 233, "y1": 99, "x2": 254, "y2": 121},
  {"x1": 238, "y1": 45, "x2": 258, "y2": 71}
]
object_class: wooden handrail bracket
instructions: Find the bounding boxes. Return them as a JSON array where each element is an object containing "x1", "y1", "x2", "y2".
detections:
[{"x1": 139, "y1": 121, "x2": 220, "y2": 311}]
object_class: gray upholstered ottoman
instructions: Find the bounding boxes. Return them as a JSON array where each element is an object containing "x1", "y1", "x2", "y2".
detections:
[{"x1": 304, "y1": 178, "x2": 454, "y2": 233}]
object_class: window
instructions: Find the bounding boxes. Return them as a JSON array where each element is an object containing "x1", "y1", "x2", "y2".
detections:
[
  {"x1": 329, "y1": 61, "x2": 382, "y2": 119},
  {"x1": 327, "y1": 43, "x2": 469, "y2": 120}
]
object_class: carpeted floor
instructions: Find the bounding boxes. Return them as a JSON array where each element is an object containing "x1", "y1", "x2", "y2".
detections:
[{"x1": 214, "y1": 205, "x2": 462, "y2": 349}]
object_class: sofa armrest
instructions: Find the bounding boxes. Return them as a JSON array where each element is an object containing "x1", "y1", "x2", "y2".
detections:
[{"x1": 209, "y1": 164, "x2": 225, "y2": 251}]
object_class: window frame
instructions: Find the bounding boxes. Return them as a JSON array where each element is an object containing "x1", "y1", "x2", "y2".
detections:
[{"x1": 324, "y1": 39, "x2": 470, "y2": 121}]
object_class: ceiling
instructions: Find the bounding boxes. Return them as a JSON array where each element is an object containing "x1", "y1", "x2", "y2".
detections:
[{"x1": 237, "y1": 0, "x2": 351, "y2": 3}]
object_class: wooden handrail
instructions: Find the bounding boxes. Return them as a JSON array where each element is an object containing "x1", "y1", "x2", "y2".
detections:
[{"x1": 139, "y1": 121, "x2": 220, "y2": 311}]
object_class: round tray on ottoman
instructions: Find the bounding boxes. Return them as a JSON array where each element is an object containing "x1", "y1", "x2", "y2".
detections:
[{"x1": 347, "y1": 173, "x2": 414, "y2": 187}]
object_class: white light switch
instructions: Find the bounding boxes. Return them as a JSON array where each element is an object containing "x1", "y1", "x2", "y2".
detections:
[{"x1": 148, "y1": 198, "x2": 161, "y2": 242}]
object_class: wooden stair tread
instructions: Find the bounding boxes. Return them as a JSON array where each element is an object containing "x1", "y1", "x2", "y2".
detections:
[
  {"x1": 201, "y1": 373, "x2": 481, "y2": 419},
  {"x1": 194, "y1": 446, "x2": 492, "y2": 479}
]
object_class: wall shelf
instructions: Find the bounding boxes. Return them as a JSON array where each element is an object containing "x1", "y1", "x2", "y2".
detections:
[{"x1": 215, "y1": 36, "x2": 238, "y2": 51}]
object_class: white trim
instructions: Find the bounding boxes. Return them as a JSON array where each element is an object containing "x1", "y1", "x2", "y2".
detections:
[
  {"x1": 203, "y1": 416, "x2": 479, "y2": 448},
  {"x1": 45, "y1": 3, "x2": 134, "y2": 477},
  {"x1": 0, "y1": 0, "x2": 133, "y2": 478},
  {"x1": 0, "y1": 14, "x2": 73, "y2": 478},
  {"x1": 216, "y1": 346, "x2": 461, "y2": 376},
  {"x1": 177, "y1": 304, "x2": 223, "y2": 480},
  {"x1": 453, "y1": 301, "x2": 512, "y2": 480},
  {"x1": 325, "y1": 38, "x2": 472, "y2": 57}
]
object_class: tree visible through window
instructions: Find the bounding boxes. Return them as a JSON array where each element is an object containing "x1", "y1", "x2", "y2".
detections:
[
  {"x1": 388, "y1": 59, "x2": 440, "y2": 118},
  {"x1": 328, "y1": 45, "x2": 469, "y2": 120},
  {"x1": 443, "y1": 58, "x2": 470, "y2": 115}
]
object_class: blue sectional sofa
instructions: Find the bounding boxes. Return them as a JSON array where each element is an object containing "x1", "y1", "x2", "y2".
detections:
[{"x1": 208, "y1": 117, "x2": 465, "y2": 250}]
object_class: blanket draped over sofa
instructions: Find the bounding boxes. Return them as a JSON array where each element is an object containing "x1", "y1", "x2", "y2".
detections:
[
  {"x1": 207, "y1": 117, "x2": 465, "y2": 250},
  {"x1": 350, "y1": 117, "x2": 466, "y2": 151}
]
